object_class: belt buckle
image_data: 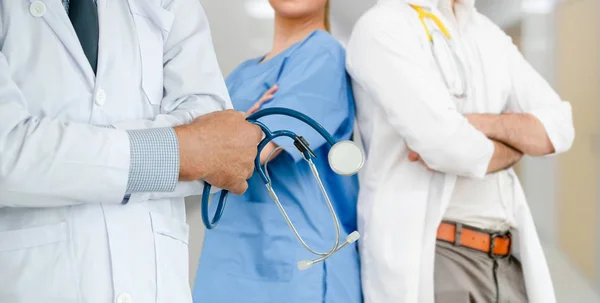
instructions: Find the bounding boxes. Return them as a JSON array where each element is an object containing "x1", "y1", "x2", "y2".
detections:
[{"x1": 489, "y1": 231, "x2": 511, "y2": 260}]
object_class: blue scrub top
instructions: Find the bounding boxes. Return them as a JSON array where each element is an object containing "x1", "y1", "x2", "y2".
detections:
[{"x1": 193, "y1": 30, "x2": 361, "y2": 303}]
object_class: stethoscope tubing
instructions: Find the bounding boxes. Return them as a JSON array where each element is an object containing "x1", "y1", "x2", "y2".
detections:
[
  {"x1": 414, "y1": 4, "x2": 469, "y2": 99},
  {"x1": 246, "y1": 107, "x2": 337, "y2": 146},
  {"x1": 201, "y1": 107, "x2": 336, "y2": 230},
  {"x1": 200, "y1": 107, "x2": 359, "y2": 270}
]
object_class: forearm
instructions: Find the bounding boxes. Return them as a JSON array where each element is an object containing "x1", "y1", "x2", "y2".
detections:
[
  {"x1": 487, "y1": 139, "x2": 523, "y2": 174},
  {"x1": 467, "y1": 113, "x2": 555, "y2": 156}
]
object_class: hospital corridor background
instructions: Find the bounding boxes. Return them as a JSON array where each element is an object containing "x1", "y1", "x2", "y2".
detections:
[{"x1": 181, "y1": 0, "x2": 600, "y2": 302}]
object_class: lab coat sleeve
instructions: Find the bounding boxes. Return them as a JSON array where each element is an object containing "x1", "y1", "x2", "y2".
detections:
[
  {"x1": 502, "y1": 30, "x2": 575, "y2": 155},
  {"x1": 346, "y1": 14, "x2": 494, "y2": 179},
  {"x1": 114, "y1": 0, "x2": 232, "y2": 201},
  {"x1": 260, "y1": 49, "x2": 352, "y2": 162},
  {"x1": 0, "y1": 51, "x2": 130, "y2": 207}
]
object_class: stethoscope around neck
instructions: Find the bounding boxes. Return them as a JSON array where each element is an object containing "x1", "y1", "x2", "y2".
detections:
[
  {"x1": 412, "y1": 4, "x2": 469, "y2": 100},
  {"x1": 201, "y1": 107, "x2": 365, "y2": 270}
]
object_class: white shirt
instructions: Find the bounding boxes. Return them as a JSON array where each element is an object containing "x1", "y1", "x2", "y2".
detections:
[
  {"x1": 346, "y1": 0, "x2": 575, "y2": 302},
  {"x1": 446, "y1": 173, "x2": 517, "y2": 231},
  {"x1": 438, "y1": 0, "x2": 517, "y2": 231},
  {"x1": 0, "y1": 0, "x2": 230, "y2": 302}
]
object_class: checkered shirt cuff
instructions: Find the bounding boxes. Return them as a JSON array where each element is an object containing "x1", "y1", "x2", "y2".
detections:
[{"x1": 125, "y1": 128, "x2": 179, "y2": 194}]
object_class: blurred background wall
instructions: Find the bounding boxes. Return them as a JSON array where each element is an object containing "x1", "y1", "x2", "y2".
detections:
[{"x1": 187, "y1": 0, "x2": 600, "y2": 301}]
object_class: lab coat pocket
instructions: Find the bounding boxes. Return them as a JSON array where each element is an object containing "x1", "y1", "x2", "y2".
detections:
[
  {"x1": 150, "y1": 212, "x2": 191, "y2": 303},
  {"x1": 129, "y1": 0, "x2": 174, "y2": 107},
  {"x1": 0, "y1": 222, "x2": 78, "y2": 302}
]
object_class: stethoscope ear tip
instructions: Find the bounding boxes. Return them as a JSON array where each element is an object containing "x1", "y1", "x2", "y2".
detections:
[
  {"x1": 298, "y1": 260, "x2": 314, "y2": 271},
  {"x1": 346, "y1": 231, "x2": 361, "y2": 244},
  {"x1": 297, "y1": 231, "x2": 361, "y2": 271}
]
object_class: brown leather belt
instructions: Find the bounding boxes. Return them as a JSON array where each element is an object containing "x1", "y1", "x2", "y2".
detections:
[{"x1": 437, "y1": 221, "x2": 512, "y2": 258}]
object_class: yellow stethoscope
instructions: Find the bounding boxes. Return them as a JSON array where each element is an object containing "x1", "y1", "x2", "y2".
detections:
[{"x1": 411, "y1": 5, "x2": 469, "y2": 99}]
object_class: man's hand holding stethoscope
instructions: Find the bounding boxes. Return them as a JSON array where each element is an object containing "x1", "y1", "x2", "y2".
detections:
[{"x1": 174, "y1": 110, "x2": 262, "y2": 195}]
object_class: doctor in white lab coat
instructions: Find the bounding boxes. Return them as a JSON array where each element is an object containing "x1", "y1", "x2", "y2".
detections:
[
  {"x1": 0, "y1": 0, "x2": 261, "y2": 302},
  {"x1": 346, "y1": 0, "x2": 575, "y2": 302}
]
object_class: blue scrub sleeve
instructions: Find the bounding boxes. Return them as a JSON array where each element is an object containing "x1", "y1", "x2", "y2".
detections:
[{"x1": 259, "y1": 51, "x2": 352, "y2": 162}]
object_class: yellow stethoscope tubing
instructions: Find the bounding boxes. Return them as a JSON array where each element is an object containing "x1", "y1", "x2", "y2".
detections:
[
  {"x1": 410, "y1": 4, "x2": 451, "y2": 41},
  {"x1": 410, "y1": 4, "x2": 468, "y2": 99}
]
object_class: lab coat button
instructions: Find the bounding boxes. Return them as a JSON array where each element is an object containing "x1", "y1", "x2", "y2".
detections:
[
  {"x1": 29, "y1": 1, "x2": 46, "y2": 18},
  {"x1": 116, "y1": 293, "x2": 132, "y2": 303},
  {"x1": 95, "y1": 89, "x2": 106, "y2": 106}
]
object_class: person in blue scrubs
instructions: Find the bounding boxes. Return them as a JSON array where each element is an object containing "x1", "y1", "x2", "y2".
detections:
[{"x1": 193, "y1": 1, "x2": 361, "y2": 302}]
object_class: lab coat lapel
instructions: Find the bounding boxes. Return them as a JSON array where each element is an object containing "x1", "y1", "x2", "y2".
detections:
[{"x1": 28, "y1": 0, "x2": 95, "y2": 85}]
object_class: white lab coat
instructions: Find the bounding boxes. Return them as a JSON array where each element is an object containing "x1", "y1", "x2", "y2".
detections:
[
  {"x1": 0, "y1": 0, "x2": 230, "y2": 302},
  {"x1": 346, "y1": 0, "x2": 575, "y2": 302}
]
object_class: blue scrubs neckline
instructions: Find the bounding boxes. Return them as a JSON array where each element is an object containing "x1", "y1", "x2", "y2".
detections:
[{"x1": 241, "y1": 30, "x2": 327, "y2": 78}]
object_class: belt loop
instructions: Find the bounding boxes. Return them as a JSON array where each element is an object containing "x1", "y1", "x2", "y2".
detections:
[{"x1": 454, "y1": 223, "x2": 463, "y2": 246}]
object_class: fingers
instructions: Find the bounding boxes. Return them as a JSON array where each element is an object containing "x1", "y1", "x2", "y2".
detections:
[
  {"x1": 247, "y1": 104, "x2": 263, "y2": 116},
  {"x1": 249, "y1": 97, "x2": 272, "y2": 114},
  {"x1": 265, "y1": 84, "x2": 278, "y2": 96},
  {"x1": 245, "y1": 166, "x2": 255, "y2": 180},
  {"x1": 261, "y1": 94, "x2": 275, "y2": 103},
  {"x1": 244, "y1": 152, "x2": 256, "y2": 180},
  {"x1": 248, "y1": 85, "x2": 279, "y2": 115},
  {"x1": 229, "y1": 181, "x2": 249, "y2": 196},
  {"x1": 249, "y1": 123, "x2": 263, "y2": 142},
  {"x1": 408, "y1": 150, "x2": 420, "y2": 162},
  {"x1": 407, "y1": 149, "x2": 433, "y2": 172},
  {"x1": 246, "y1": 84, "x2": 279, "y2": 116}
]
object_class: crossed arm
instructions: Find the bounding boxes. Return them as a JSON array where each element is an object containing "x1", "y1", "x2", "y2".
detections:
[
  {"x1": 410, "y1": 110, "x2": 569, "y2": 175},
  {"x1": 467, "y1": 113, "x2": 557, "y2": 173},
  {"x1": 409, "y1": 119, "x2": 529, "y2": 175},
  {"x1": 454, "y1": 30, "x2": 574, "y2": 174},
  {"x1": 466, "y1": 113, "x2": 555, "y2": 156},
  {"x1": 412, "y1": 113, "x2": 555, "y2": 173}
]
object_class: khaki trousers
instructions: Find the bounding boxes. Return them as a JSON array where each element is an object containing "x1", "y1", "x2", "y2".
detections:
[{"x1": 434, "y1": 240, "x2": 528, "y2": 303}]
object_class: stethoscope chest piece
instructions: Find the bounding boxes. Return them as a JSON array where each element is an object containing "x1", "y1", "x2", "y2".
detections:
[{"x1": 328, "y1": 140, "x2": 365, "y2": 176}]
